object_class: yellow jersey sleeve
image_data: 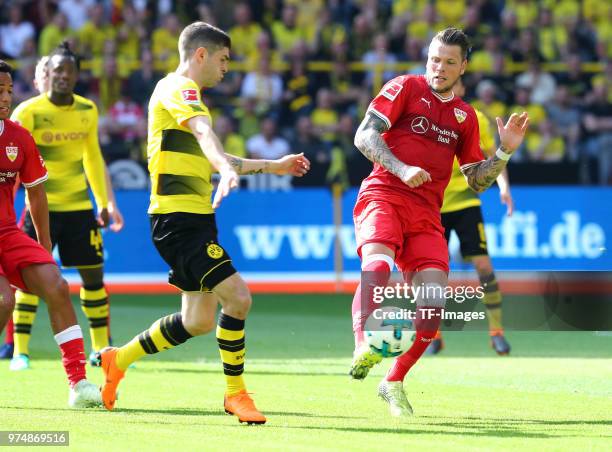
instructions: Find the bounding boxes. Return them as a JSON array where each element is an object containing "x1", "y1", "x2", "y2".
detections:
[
  {"x1": 160, "y1": 77, "x2": 210, "y2": 128},
  {"x1": 82, "y1": 102, "x2": 108, "y2": 209},
  {"x1": 10, "y1": 101, "x2": 34, "y2": 131},
  {"x1": 475, "y1": 109, "x2": 496, "y2": 156}
]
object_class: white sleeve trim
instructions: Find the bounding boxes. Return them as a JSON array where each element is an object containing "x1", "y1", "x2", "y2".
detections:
[
  {"x1": 21, "y1": 174, "x2": 48, "y2": 188},
  {"x1": 367, "y1": 108, "x2": 391, "y2": 129}
]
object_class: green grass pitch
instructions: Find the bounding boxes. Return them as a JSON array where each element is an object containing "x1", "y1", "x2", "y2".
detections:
[{"x1": 1, "y1": 294, "x2": 610, "y2": 451}]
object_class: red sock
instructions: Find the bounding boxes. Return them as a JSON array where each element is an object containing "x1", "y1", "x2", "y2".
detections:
[
  {"x1": 54, "y1": 325, "x2": 87, "y2": 387},
  {"x1": 4, "y1": 318, "x2": 14, "y2": 345},
  {"x1": 352, "y1": 256, "x2": 393, "y2": 349},
  {"x1": 386, "y1": 307, "x2": 442, "y2": 381}
]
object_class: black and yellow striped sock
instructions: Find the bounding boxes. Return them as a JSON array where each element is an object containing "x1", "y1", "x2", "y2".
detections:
[
  {"x1": 80, "y1": 286, "x2": 109, "y2": 351},
  {"x1": 115, "y1": 313, "x2": 192, "y2": 371},
  {"x1": 13, "y1": 291, "x2": 39, "y2": 356},
  {"x1": 480, "y1": 272, "x2": 503, "y2": 333},
  {"x1": 217, "y1": 313, "x2": 246, "y2": 396}
]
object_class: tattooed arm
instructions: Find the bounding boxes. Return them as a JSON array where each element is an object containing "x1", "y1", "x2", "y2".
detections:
[
  {"x1": 226, "y1": 154, "x2": 310, "y2": 177},
  {"x1": 461, "y1": 112, "x2": 529, "y2": 193},
  {"x1": 354, "y1": 112, "x2": 431, "y2": 188}
]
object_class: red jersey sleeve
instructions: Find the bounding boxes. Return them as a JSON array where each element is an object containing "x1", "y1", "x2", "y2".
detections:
[
  {"x1": 456, "y1": 106, "x2": 486, "y2": 168},
  {"x1": 366, "y1": 76, "x2": 410, "y2": 129},
  {"x1": 19, "y1": 130, "x2": 48, "y2": 188}
]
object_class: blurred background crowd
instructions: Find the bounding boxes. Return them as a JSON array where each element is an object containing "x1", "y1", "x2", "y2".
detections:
[{"x1": 1, "y1": 0, "x2": 610, "y2": 187}]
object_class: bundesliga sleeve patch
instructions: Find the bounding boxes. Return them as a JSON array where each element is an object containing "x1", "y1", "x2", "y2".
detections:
[
  {"x1": 381, "y1": 81, "x2": 403, "y2": 101},
  {"x1": 181, "y1": 89, "x2": 200, "y2": 105}
]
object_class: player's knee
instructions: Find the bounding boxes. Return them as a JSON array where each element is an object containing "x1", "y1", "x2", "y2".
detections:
[
  {"x1": 44, "y1": 274, "x2": 70, "y2": 305},
  {"x1": 228, "y1": 287, "x2": 252, "y2": 319}
]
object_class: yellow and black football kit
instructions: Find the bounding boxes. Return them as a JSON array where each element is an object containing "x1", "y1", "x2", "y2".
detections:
[
  {"x1": 115, "y1": 74, "x2": 248, "y2": 401},
  {"x1": 10, "y1": 93, "x2": 110, "y2": 355},
  {"x1": 147, "y1": 72, "x2": 236, "y2": 292},
  {"x1": 441, "y1": 108, "x2": 494, "y2": 258},
  {"x1": 441, "y1": 107, "x2": 503, "y2": 332},
  {"x1": 11, "y1": 93, "x2": 108, "y2": 267}
]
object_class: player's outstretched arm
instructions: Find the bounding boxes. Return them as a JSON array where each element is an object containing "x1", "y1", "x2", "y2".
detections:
[
  {"x1": 226, "y1": 153, "x2": 310, "y2": 177},
  {"x1": 354, "y1": 112, "x2": 431, "y2": 188},
  {"x1": 25, "y1": 183, "x2": 52, "y2": 253},
  {"x1": 461, "y1": 112, "x2": 529, "y2": 194},
  {"x1": 186, "y1": 115, "x2": 238, "y2": 208}
]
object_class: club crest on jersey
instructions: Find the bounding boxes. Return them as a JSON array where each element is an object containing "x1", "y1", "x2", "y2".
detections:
[
  {"x1": 381, "y1": 81, "x2": 403, "y2": 101},
  {"x1": 181, "y1": 89, "x2": 200, "y2": 104},
  {"x1": 454, "y1": 108, "x2": 467, "y2": 124},
  {"x1": 5, "y1": 146, "x2": 18, "y2": 162}
]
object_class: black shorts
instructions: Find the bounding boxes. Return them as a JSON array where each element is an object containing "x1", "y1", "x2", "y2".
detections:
[
  {"x1": 150, "y1": 212, "x2": 237, "y2": 292},
  {"x1": 441, "y1": 206, "x2": 488, "y2": 258},
  {"x1": 23, "y1": 209, "x2": 104, "y2": 268}
]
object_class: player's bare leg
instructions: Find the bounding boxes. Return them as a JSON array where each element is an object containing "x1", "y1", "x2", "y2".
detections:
[
  {"x1": 213, "y1": 273, "x2": 266, "y2": 425},
  {"x1": 472, "y1": 255, "x2": 510, "y2": 355},
  {"x1": 0, "y1": 276, "x2": 16, "y2": 332},
  {"x1": 21, "y1": 264, "x2": 101, "y2": 407},
  {"x1": 350, "y1": 243, "x2": 395, "y2": 380},
  {"x1": 381, "y1": 269, "x2": 447, "y2": 417}
]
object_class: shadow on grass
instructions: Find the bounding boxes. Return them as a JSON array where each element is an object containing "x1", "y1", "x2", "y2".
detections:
[
  {"x1": 129, "y1": 367, "x2": 350, "y2": 377},
  {"x1": 2, "y1": 405, "x2": 364, "y2": 420},
  {"x1": 419, "y1": 415, "x2": 612, "y2": 427}
]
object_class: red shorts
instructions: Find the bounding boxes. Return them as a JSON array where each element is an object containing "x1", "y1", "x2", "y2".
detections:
[
  {"x1": 0, "y1": 224, "x2": 56, "y2": 291},
  {"x1": 353, "y1": 194, "x2": 449, "y2": 273}
]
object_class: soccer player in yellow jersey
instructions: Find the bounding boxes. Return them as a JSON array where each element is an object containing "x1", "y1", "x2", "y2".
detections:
[
  {"x1": 97, "y1": 22, "x2": 310, "y2": 424},
  {"x1": 430, "y1": 77, "x2": 513, "y2": 355},
  {"x1": 0, "y1": 55, "x2": 125, "y2": 362},
  {"x1": 10, "y1": 42, "x2": 113, "y2": 370}
]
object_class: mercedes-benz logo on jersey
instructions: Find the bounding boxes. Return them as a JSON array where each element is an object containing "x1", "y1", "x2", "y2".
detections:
[{"x1": 411, "y1": 116, "x2": 429, "y2": 134}]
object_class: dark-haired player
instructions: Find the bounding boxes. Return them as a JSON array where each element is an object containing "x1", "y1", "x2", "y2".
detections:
[
  {"x1": 349, "y1": 28, "x2": 528, "y2": 417},
  {"x1": 0, "y1": 59, "x2": 101, "y2": 407},
  {"x1": 10, "y1": 42, "x2": 110, "y2": 370},
  {"x1": 97, "y1": 22, "x2": 310, "y2": 424}
]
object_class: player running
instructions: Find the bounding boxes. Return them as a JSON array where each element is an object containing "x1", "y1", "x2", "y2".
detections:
[
  {"x1": 0, "y1": 59, "x2": 101, "y2": 407},
  {"x1": 349, "y1": 28, "x2": 528, "y2": 417},
  {"x1": 428, "y1": 77, "x2": 513, "y2": 355},
  {"x1": 96, "y1": 22, "x2": 309, "y2": 424},
  {"x1": 0, "y1": 54, "x2": 125, "y2": 362},
  {"x1": 9, "y1": 44, "x2": 113, "y2": 370}
]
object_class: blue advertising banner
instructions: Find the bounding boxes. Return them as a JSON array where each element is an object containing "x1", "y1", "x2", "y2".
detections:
[{"x1": 14, "y1": 187, "x2": 612, "y2": 278}]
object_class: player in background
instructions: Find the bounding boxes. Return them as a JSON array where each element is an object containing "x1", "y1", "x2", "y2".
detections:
[
  {"x1": 349, "y1": 28, "x2": 528, "y2": 417},
  {"x1": 9, "y1": 43, "x2": 112, "y2": 370},
  {"x1": 428, "y1": 77, "x2": 513, "y2": 355},
  {"x1": 0, "y1": 59, "x2": 102, "y2": 407},
  {"x1": 0, "y1": 55, "x2": 125, "y2": 361},
  {"x1": 97, "y1": 22, "x2": 309, "y2": 424}
]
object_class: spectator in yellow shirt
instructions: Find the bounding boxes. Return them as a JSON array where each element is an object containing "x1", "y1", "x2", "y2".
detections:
[
  {"x1": 271, "y1": 5, "x2": 307, "y2": 58},
  {"x1": 311, "y1": 88, "x2": 338, "y2": 144},
  {"x1": 152, "y1": 14, "x2": 181, "y2": 73},
  {"x1": 38, "y1": 13, "x2": 72, "y2": 56},
  {"x1": 78, "y1": 4, "x2": 116, "y2": 58},
  {"x1": 228, "y1": 3, "x2": 262, "y2": 61}
]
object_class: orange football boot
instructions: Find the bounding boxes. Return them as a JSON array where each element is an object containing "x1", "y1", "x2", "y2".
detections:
[
  {"x1": 97, "y1": 347, "x2": 125, "y2": 410},
  {"x1": 224, "y1": 390, "x2": 267, "y2": 425}
]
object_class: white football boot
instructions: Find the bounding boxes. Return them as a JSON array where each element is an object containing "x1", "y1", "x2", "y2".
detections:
[
  {"x1": 377, "y1": 379, "x2": 414, "y2": 417},
  {"x1": 68, "y1": 379, "x2": 103, "y2": 408}
]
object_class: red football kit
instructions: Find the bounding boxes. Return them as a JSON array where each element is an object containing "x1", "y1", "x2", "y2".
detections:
[
  {"x1": 0, "y1": 118, "x2": 55, "y2": 290},
  {"x1": 354, "y1": 75, "x2": 485, "y2": 272}
]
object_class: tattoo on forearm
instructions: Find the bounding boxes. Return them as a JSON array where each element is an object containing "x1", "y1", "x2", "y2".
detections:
[
  {"x1": 228, "y1": 156, "x2": 269, "y2": 175},
  {"x1": 228, "y1": 156, "x2": 243, "y2": 173},
  {"x1": 462, "y1": 152, "x2": 508, "y2": 193},
  {"x1": 355, "y1": 113, "x2": 405, "y2": 179}
]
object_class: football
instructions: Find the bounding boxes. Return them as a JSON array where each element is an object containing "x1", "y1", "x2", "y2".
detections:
[{"x1": 364, "y1": 307, "x2": 415, "y2": 357}]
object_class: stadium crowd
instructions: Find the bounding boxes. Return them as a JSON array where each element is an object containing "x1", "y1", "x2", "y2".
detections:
[{"x1": 1, "y1": 0, "x2": 610, "y2": 186}]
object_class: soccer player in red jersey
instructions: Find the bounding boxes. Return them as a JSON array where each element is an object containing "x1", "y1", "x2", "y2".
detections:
[
  {"x1": 0, "y1": 59, "x2": 102, "y2": 407},
  {"x1": 349, "y1": 28, "x2": 529, "y2": 417}
]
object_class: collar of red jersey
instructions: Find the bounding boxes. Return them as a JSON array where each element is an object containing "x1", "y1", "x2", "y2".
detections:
[{"x1": 431, "y1": 91, "x2": 455, "y2": 103}]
